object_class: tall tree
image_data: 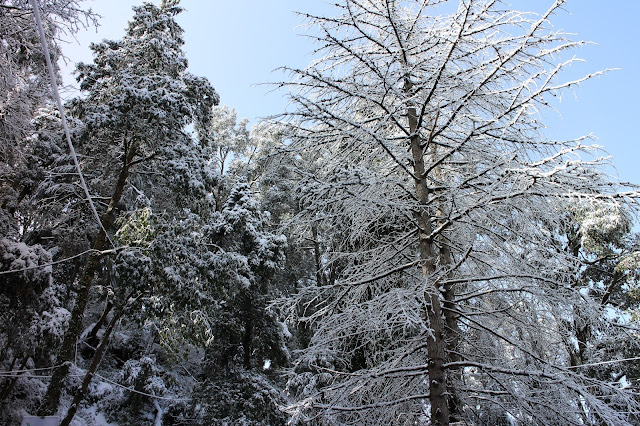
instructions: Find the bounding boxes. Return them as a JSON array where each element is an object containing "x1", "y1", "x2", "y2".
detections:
[
  {"x1": 281, "y1": 1, "x2": 640, "y2": 424},
  {"x1": 558, "y1": 204, "x2": 640, "y2": 414},
  {"x1": 38, "y1": 0, "x2": 218, "y2": 416},
  {"x1": 0, "y1": 1, "x2": 98, "y2": 422},
  {"x1": 148, "y1": 108, "x2": 292, "y2": 425}
]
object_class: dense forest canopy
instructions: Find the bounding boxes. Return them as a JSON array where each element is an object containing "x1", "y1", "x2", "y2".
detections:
[{"x1": 1, "y1": 0, "x2": 640, "y2": 425}]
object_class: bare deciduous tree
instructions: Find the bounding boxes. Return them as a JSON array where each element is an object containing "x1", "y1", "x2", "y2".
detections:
[{"x1": 280, "y1": 1, "x2": 640, "y2": 424}]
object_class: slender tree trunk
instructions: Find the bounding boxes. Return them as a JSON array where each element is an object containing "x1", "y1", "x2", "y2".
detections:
[
  {"x1": 0, "y1": 355, "x2": 27, "y2": 402},
  {"x1": 60, "y1": 302, "x2": 126, "y2": 426},
  {"x1": 439, "y1": 241, "x2": 463, "y2": 421},
  {"x1": 86, "y1": 300, "x2": 114, "y2": 349},
  {"x1": 0, "y1": 356, "x2": 17, "y2": 398},
  {"x1": 311, "y1": 226, "x2": 326, "y2": 286},
  {"x1": 38, "y1": 142, "x2": 137, "y2": 416},
  {"x1": 431, "y1": 142, "x2": 463, "y2": 421},
  {"x1": 242, "y1": 293, "x2": 253, "y2": 370},
  {"x1": 407, "y1": 95, "x2": 449, "y2": 425}
]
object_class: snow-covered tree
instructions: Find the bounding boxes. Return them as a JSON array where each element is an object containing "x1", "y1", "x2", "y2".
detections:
[
  {"x1": 0, "y1": 0, "x2": 98, "y2": 284},
  {"x1": 0, "y1": 238, "x2": 69, "y2": 422},
  {"x1": 38, "y1": 0, "x2": 219, "y2": 418},
  {"x1": 281, "y1": 1, "x2": 640, "y2": 424},
  {"x1": 556, "y1": 204, "x2": 640, "y2": 415},
  {"x1": 0, "y1": 0, "x2": 97, "y2": 220},
  {"x1": 0, "y1": 0, "x2": 99, "y2": 422},
  {"x1": 170, "y1": 180, "x2": 288, "y2": 424}
]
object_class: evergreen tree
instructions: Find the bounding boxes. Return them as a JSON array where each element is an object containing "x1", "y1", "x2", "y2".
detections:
[
  {"x1": 174, "y1": 180, "x2": 288, "y2": 425},
  {"x1": 0, "y1": 0, "x2": 97, "y2": 234},
  {"x1": 38, "y1": 0, "x2": 219, "y2": 418}
]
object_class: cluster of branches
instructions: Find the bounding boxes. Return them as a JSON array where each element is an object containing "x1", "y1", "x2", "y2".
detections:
[{"x1": 279, "y1": 1, "x2": 640, "y2": 425}]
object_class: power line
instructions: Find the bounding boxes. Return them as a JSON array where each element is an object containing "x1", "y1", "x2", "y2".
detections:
[
  {"x1": 0, "y1": 367, "x2": 189, "y2": 402},
  {"x1": 0, "y1": 249, "x2": 100, "y2": 275},
  {"x1": 94, "y1": 373, "x2": 190, "y2": 402},
  {"x1": 0, "y1": 373, "x2": 84, "y2": 379},
  {"x1": 565, "y1": 356, "x2": 640, "y2": 369},
  {"x1": 0, "y1": 364, "x2": 66, "y2": 376},
  {"x1": 0, "y1": 245, "x2": 142, "y2": 275}
]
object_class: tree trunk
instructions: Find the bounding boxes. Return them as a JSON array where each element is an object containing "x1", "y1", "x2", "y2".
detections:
[
  {"x1": 440, "y1": 242, "x2": 463, "y2": 422},
  {"x1": 60, "y1": 301, "x2": 126, "y2": 426},
  {"x1": 242, "y1": 293, "x2": 253, "y2": 370},
  {"x1": 86, "y1": 300, "x2": 114, "y2": 349},
  {"x1": 38, "y1": 142, "x2": 137, "y2": 416},
  {"x1": 0, "y1": 355, "x2": 27, "y2": 402},
  {"x1": 407, "y1": 96, "x2": 449, "y2": 425},
  {"x1": 431, "y1": 141, "x2": 463, "y2": 421},
  {"x1": 311, "y1": 226, "x2": 326, "y2": 286}
]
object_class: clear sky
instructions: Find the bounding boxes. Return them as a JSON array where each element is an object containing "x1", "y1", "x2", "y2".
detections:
[{"x1": 59, "y1": 1, "x2": 640, "y2": 186}]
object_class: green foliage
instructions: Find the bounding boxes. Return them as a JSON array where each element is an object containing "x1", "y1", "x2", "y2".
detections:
[
  {"x1": 178, "y1": 371, "x2": 287, "y2": 426},
  {"x1": 577, "y1": 204, "x2": 632, "y2": 256},
  {"x1": 115, "y1": 208, "x2": 155, "y2": 247},
  {"x1": 0, "y1": 0, "x2": 304, "y2": 423}
]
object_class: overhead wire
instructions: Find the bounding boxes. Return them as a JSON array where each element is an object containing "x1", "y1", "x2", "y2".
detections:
[
  {"x1": 94, "y1": 374, "x2": 190, "y2": 402},
  {"x1": 0, "y1": 249, "x2": 112, "y2": 275},
  {"x1": 0, "y1": 242, "x2": 150, "y2": 276},
  {"x1": 564, "y1": 356, "x2": 640, "y2": 370},
  {"x1": 0, "y1": 367, "x2": 188, "y2": 402},
  {"x1": 0, "y1": 364, "x2": 67, "y2": 376}
]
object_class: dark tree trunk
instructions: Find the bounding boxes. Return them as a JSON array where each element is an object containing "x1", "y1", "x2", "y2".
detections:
[
  {"x1": 86, "y1": 300, "x2": 114, "y2": 350},
  {"x1": 311, "y1": 226, "x2": 326, "y2": 286},
  {"x1": 0, "y1": 355, "x2": 27, "y2": 402},
  {"x1": 242, "y1": 294, "x2": 253, "y2": 370},
  {"x1": 407, "y1": 96, "x2": 449, "y2": 425},
  {"x1": 60, "y1": 302, "x2": 127, "y2": 426},
  {"x1": 38, "y1": 142, "x2": 137, "y2": 416}
]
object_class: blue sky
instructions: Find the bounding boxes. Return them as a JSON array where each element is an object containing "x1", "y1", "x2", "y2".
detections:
[{"x1": 60, "y1": 1, "x2": 639, "y2": 186}]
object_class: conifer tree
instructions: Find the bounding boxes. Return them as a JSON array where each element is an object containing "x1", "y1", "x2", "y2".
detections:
[
  {"x1": 282, "y1": 1, "x2": 640, "y2": 424},
  {"x1": 39, "y1": 0, "x2": 218, "y2": 416}
]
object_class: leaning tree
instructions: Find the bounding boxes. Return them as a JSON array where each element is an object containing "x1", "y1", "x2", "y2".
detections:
[{"x1": 280, "y1": 0, "x2": 640, "y2": 424}]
